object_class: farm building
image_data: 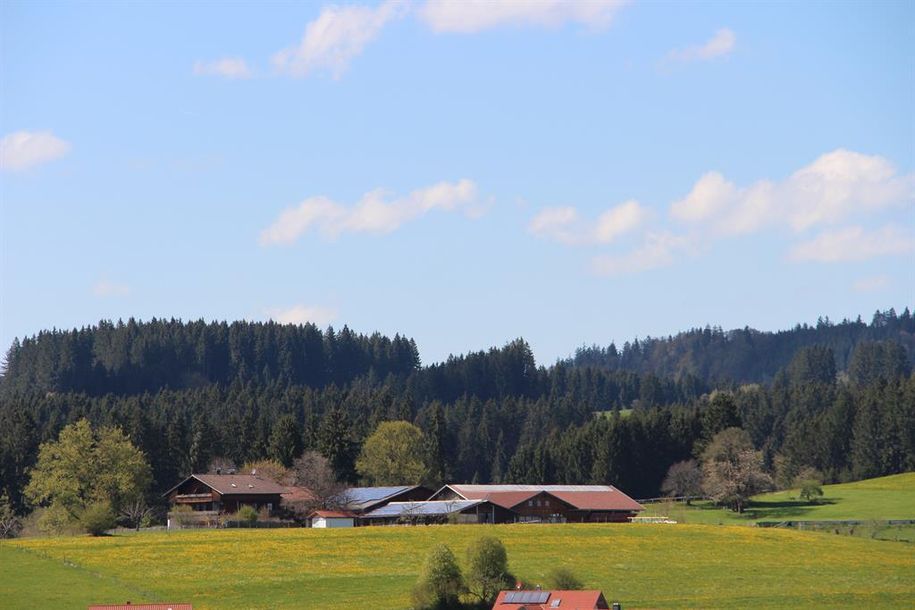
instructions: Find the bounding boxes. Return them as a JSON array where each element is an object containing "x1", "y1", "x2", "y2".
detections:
[
  {"x1": 342, "y1": 485, "x2": 434, "y2": 514},
  {"x1": 310, "y1": 510, "x2": 355, "y2": 528},
  {"x1": 163, "y1": 474, "x2": 288, "y2": 514},
  {"x1": 492, "y1": 590, "x2": 611, "y2": 609},
  {"x1": 360, "y1": 499, "x2": 502, "y2": 525},
  {"x1": 428, "y1": 484, "x2": 644, "y2": 523}
]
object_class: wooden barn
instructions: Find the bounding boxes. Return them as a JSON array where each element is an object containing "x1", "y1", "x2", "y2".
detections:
[
  {"x1": 428, "y1": 484, "x2": 644, "y2": 524},
  {"x1": 163, "y1": 474, "x2": 288, "y2": 515}
]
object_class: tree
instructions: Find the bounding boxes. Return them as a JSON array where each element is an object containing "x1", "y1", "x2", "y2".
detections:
[
  {"x1": 412, "y1": 544, "x2": 465, "y2": 610},
  {"x1": 466, "y1": 536, "x2": 514, "y2": 605},
  {"x1": 317, "y1": 407, "x2": 358, "y2": 483},
  {"x1": 24, "y1": 419, "x2": 151, "y2": 533},
  {"x1": 242, "y1": 459, "x2": 291, "y2": 485},
  {"x1": 795, "y1": 467, "x2": 824, "y2": 504},
  {"x1": 120, "y1": 498, "x2": 154, "y2": 531},
  {"x1": 356, "y1": 421, "x2": 429, "y2": 485},
  {"x1": 289, "y1": 451, "x2": 348, "y2": 512},
  {"x1": 546, "y1": 566, "x2": 583, "y2": 590},
  {"x1": 660, "y1": 459, "x2": 703, "y2": 503},
  {"x1": 701, "y1": 428, "x2": 772, "y2": 513},
  {"x1": 269, "y1": 415, "x2": 303, "y2": 467},
  {"x1": 0, "y1": 494, "x2": 22, "y2": 538}
]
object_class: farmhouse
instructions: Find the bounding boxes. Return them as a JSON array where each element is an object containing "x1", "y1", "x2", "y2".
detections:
[
  {"x1": 428, "y1": 484, "x2": 644, "y2": 524},
  {"x1": 163, "y1": 474, "x2": 288, "y2": 514},
  {"x1": 492, "y1": 590, "x2": 611, "y2": 609}
]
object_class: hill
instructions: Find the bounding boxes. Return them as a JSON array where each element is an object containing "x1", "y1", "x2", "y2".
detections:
[
  {"x1": 643, "y1": 472, "x2": 915, "y2": 525},
  {"x1": 3, "y1": 523, "x2": 914, "y2": 609}
]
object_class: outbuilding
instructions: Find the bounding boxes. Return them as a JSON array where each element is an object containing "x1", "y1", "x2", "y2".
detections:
[{"x1": 310, "y1": 510, "x2": 355, "y2": 528}]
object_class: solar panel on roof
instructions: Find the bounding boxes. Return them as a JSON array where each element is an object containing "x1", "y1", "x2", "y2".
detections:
[{"x1": 504, "y1": 591, "x2": 550, "y2": 604}]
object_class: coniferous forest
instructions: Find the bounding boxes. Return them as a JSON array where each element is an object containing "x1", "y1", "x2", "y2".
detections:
[{"x1": 1, "y1": 308, "x2": 913, "y2": 514}]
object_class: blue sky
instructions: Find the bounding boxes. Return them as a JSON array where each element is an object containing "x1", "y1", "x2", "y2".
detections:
[{"x1": 1, "y1": 0, "x2": 913, "y2": 365}]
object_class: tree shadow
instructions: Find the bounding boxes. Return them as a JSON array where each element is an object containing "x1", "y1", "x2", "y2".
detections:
[{"x1": 743, "y1": 498, "x2": 839, "y2": 520}]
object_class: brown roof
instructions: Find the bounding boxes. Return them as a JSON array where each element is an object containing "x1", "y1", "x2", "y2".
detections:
[
  {"x1": 281, "y1": 486, "x2": 316, "y2": 503},
  {"x1": 492, "y1": 590, "x2": 609, "y2": 609},
  {"x1": 164, "y1": 474, "x2": 288, "y2": 497},
  {"x1": 444, "y1": 484, "x2": 643, "y2": 512}
]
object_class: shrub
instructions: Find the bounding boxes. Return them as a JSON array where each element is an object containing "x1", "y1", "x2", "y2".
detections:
[
  {"x1": 466, "y1": 537, "x2": 514, "y2": 605},
  {"x1": 0, "y1": 494, "x2": 22, "y2": 539},
  {"x1": 235, "y1": 505, "x2": 258, "y2": 524},
  {"x1": 546, "y1": 566, "x2": 583, "y2": 590},
  {"x1": 412, "y1": 544, "x2": 464, "y2": 610},
  {"x1": 81, "y1": 502, "x2": 116, "y2": 536}
]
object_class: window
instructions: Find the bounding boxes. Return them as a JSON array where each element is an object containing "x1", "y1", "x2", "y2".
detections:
[
  {"x1": 545, "y1": 499, "x2": 550, "y2": 506},
  {"x1": 528, "y1": 500, "x2": 533, "y2": 507},
  {"x1": 536, "y1": 500, "x2": 541, "y2": 507}
]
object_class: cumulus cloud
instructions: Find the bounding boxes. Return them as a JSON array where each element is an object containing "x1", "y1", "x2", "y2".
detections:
[
  {"x1": 670, "y1": 149, "x2": 914, "y2": 236},
  {"x1": 852, "y1": 275, "x2": 891, "y2": 293},
  {"x1": 528, "y1": 200, "x2": 648, "y2": 245},
  {"x1": 260, "y1": 179, "x2": 479, "y2": 245},
  {"x1": 272, "y1": 0, "x2": 407, "y2": 78},
  {"x1": 0, "y1": 130, "x2": 71, "y2": 172},
  {"x1": 788, "y1": 225, "x2": 915, "y2": 263},
  {"x1": 591, "y1": 232, "x2": 695, "y2": 276},
  {"x1": 666, "y1": 28, "x2": 736, "y2": 62},
  {"x1": 193, "y1": 58, "x2": 252, "y2": 79},
  {"x1": 419, "y1": 0, "x2": 628, "y2": 33},
  {"x1": 266, "y1": 304, "x2": 338, "y2": 326},
  {"x1": 92, "y1": 279, "x2": 130, "y2": 298}
]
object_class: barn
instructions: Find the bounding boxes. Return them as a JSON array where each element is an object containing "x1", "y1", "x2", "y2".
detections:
[{"x1": 492, "y1": 589, "x2": 611, "y2": 609}]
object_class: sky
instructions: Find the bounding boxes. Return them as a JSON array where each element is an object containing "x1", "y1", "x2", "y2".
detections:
[{"x1": 1, "y1": 0, "x2": 913, "y2": 366}]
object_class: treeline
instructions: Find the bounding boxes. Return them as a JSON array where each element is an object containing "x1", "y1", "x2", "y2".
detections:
[
  {"x1": 572, "y1": 308, "x2": 915, "y2": 383},
  {"x1": 1, "y1": 311, "x2": 913, "y2": 516}
]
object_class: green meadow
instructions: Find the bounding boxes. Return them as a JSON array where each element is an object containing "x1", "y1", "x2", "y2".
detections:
[
  {"x1": 640, "y1": 471, "x2": 915, "y2": 525},
  {"x1": 3, "y1": 522, "x2": 913, "y2": 609}
]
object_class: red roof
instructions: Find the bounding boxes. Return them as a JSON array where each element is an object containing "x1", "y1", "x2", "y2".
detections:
[
  {"x1": 310, "y1": 510, "x2": 355, "y2": 519},
  {"x1": 281, "y1": 486, "x2": 316, "y2": 503},
  {"x1": 492, "y1": 590, "x2": 609, "y2": 610},
  {"x1": 88, "y1": 605, "x2": 192, "y2": 610}
]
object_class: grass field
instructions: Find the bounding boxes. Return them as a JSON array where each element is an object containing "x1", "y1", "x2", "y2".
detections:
[
  {"x1": 3, "y1": 522, "x2": 915, "y2": 609},
  {"x1": 640, "y1": 471, "x2": 915, "y2": 525}
]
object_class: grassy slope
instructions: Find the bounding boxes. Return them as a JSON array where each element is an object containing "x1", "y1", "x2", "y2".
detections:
[
  {"x1": 4, "y1": 523, "x2": 915, "y2": 610},
  {"x1": 641, "y1": 471, "x2": 915, "y2": 525}
]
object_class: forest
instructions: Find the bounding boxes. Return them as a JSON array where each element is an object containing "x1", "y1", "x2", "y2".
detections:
[{"x1": 1, "y1": 308, "x2": 913, "y2": 515}]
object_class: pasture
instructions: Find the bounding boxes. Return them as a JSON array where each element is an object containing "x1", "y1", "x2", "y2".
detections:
[
  {"x1": 3, "y1": 522, "x2": 914, "y2": 609},
  {"x1": 640, "y1": 471, "x2": 915, "y2": 525}
]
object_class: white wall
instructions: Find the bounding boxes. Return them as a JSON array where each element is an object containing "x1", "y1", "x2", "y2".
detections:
[{"x1": 313, "y1": 517, "x2": 354, "y2": 528}]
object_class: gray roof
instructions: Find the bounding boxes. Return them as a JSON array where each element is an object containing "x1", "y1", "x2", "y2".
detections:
[
  {"x1": 362, "y1": 500, "x2": 482, "y2": 518},
  {"x1": 343, "y1": 486, "x2": 417, "y2": 510}
]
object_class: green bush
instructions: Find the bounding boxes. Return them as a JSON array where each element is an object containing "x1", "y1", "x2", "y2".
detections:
[
  {"x1": 81, "y1": 502, "x2": 116, "y2": 536},
  {"x1": 546, "y1": 566, "x2": 584, "y2": 590},
  {"x1": 412, "y1": 543, "x2": 464, "y2": 610},
  {"x1": 466, "y1": 537, "x2": 514, "y2": 605},
  {"x1": 235, "y1": 505, "x2": 258, "y2": 523}
]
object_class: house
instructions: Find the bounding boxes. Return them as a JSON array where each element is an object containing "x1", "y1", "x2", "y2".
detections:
[
  {"x1": 342, "y1": 485, "x2": 434, "y2": 514},
  {"x1": 429, "y1": 485, "x2": 644, "y2": 524},
  {"x1": 359, "y1": 499, "x2": 500, "y2": 525},
  {"x1": 492, "y1": 590, "x2": 611, "y2": 610},
  {"x1": 163, "y1": 474, "x2": 288, "y2": 515},
  {"x1": 310, "y1": 510, "x2": 355, "y2": 528},
  {"x1": 89, "y1": 602, "x2": 193, "y2": 610}
]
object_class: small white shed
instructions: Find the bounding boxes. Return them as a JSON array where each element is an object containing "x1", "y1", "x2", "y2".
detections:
[{"x1": 311, "y1": 510, "x2": 355, "y2": 528}]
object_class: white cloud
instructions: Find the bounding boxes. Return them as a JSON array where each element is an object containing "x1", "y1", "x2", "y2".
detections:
[
  {"x1": 0, "y1": 130, "x2": 71, "y2": 172},
  {"x1": 260, "y1": 179, "x2": 479, "y2": 245},
  {"x1": 852, "y1": 275, "x2": 891, "y2": 293},
  {"x1": 272, "y1": 0, "x2": 407, "y2": 78},
  {"x1": 92, "y1": 279, "x2": 130, "y2": 298},
  {"x1": 266, "y1": 304, "x2": 338, "y2": 326},
  {"x1": 591, "y1": 232, "x2": 695, "y2": 276},
  {"x1": 670, "y1": 149, "x2": 914, "y2": 236},
  {"x1": 528, "y1": 200, "x2": 648, "y2": 245},
  {"x1": 788, "y1": 225, "x2": 915, "y2": 263},
  {"x1": 419, "y1": 0, "x2": 628, "y2": 33},
  {"x1": 193, "y1": 58, "x2": 253, "y2": 79},
  {"x1": 666, "y1": 28, "x2": 736, "y2": 62}
]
